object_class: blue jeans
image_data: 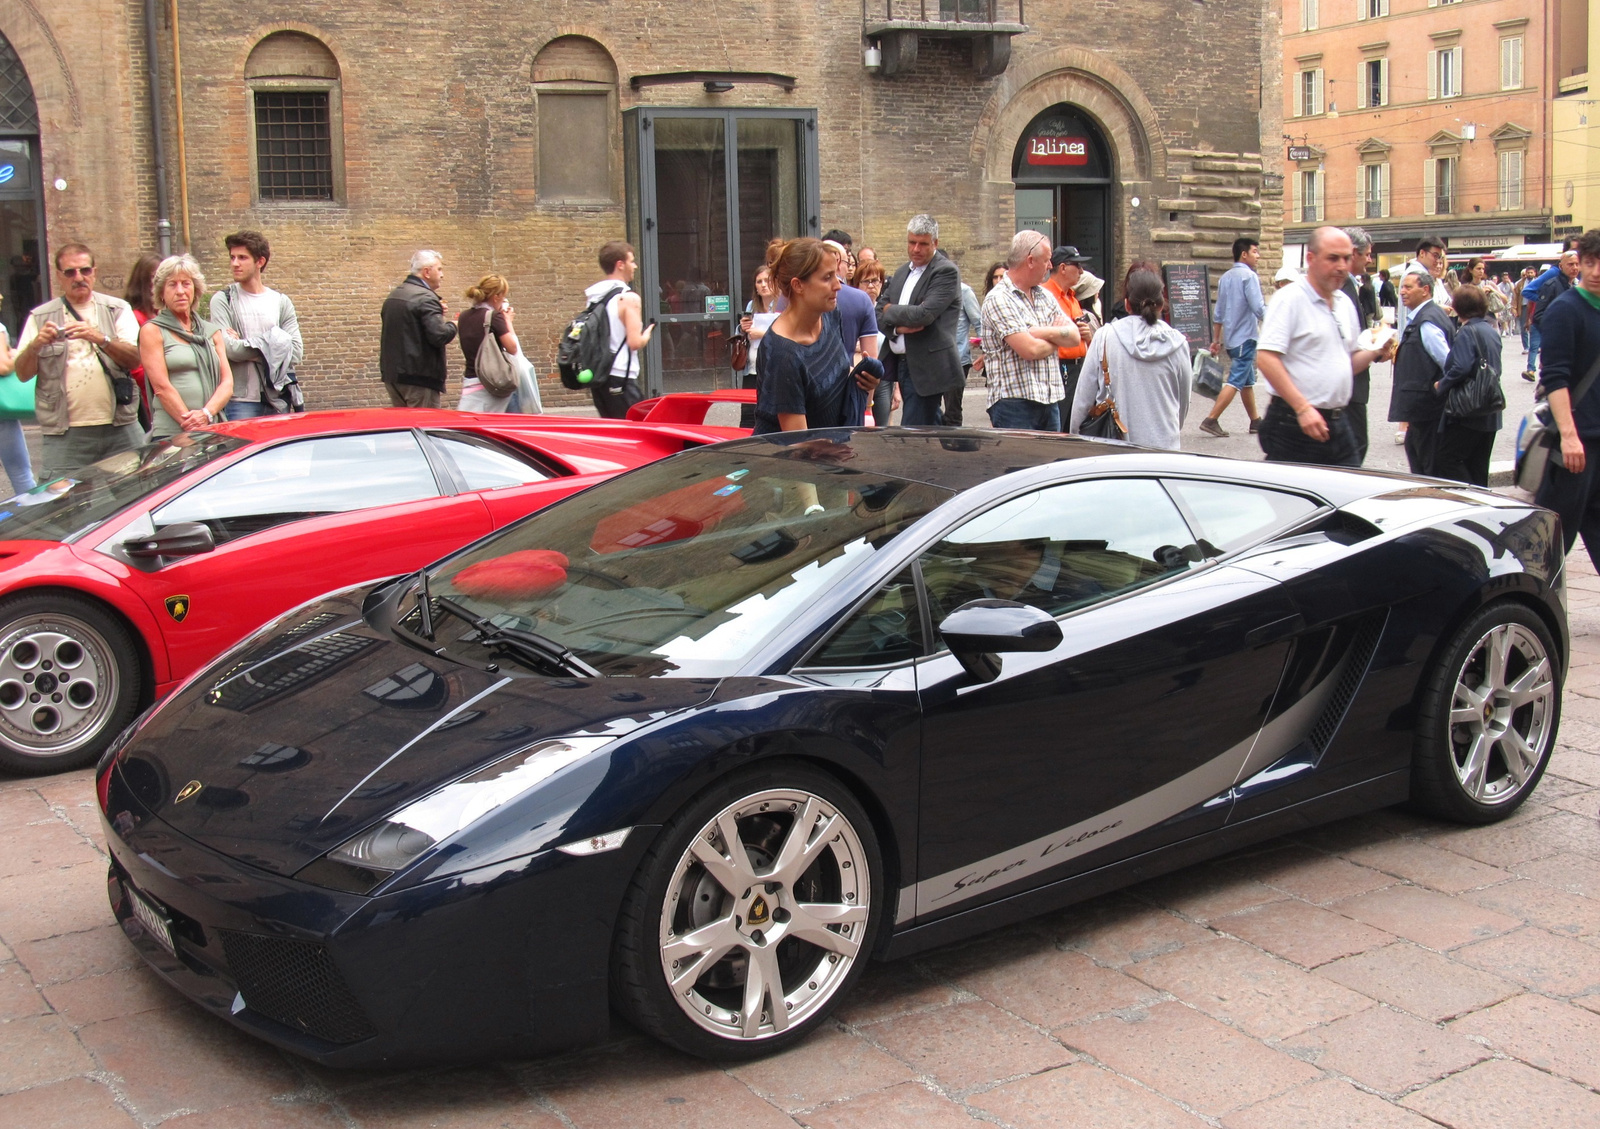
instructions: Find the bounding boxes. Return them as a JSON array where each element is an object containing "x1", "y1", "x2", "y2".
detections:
[
  {"x1": 987, "y1": 398, "x2": 1060, "y2": 431},
  {"x1": 0, "y1": 419, "x2": 34, "y2": 494},
  {"x1": 1527, "y1": 323, "x2": 1542, "y2": 376},
  {"x1": 224, "y1": 400, "x2": 269, "y2": 421},
  {"x1": 900, "y1": 385, "x2": 946, "y2": 426},
  {"x1": 1226, "y1": 341, "x2": 1258, "y2": 388}
]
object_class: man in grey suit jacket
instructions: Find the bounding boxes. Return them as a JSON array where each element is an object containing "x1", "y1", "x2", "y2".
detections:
[{"x1": 876, "y1": 214, "x2": 965, "y2": 425}]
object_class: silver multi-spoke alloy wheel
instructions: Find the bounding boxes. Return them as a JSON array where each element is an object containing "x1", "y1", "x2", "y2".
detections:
[
  {"x1": 1447, "y1": 621, "x2": 1556, "y2": 805},
  {"x1": 659, "y1": 787, "x2": 870, "y2": 1042},
  {"x1": 0, "y1": 612, "x2": 120, "y2": 758}
]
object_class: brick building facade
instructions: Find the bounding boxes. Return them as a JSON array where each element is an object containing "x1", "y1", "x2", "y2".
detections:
[{"x1": 0, "y1": 0, "x2": 1280, "y2": 408}]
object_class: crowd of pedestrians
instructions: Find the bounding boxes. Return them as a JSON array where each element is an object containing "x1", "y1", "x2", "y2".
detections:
[{"x1": 0, "y1": 216, "x2": 1584, "y2": 505}]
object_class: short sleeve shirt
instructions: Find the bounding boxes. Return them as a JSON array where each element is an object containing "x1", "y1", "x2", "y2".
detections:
[
  {"x1": 834, "y1": 284, "x2": 878, "y2": 356},
  {"x1": 753, "y1": 311, "x2": 852, "y2": 435},
  {"x1": 980, "y1": 274, "x2": 1068, "y2": 407},
  {"x1": 1257, "y1": 279, "x2": 1360, "y2": 409}
]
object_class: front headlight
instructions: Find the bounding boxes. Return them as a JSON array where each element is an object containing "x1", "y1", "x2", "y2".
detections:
[{"x1": 299, "y1": 736, "x2": 615, "y2": 893}]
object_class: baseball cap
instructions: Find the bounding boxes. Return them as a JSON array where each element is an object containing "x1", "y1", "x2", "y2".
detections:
[{"x1": 1051, "y1": 245, "x2": 1092, "y2": 267}]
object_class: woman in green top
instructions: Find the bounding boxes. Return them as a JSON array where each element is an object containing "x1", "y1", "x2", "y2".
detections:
[{"x1": 138, "y1": 254, "x2": 233, "y2": 437}]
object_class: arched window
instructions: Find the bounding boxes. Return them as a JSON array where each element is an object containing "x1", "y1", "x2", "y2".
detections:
[
  {"x1": 533, "y1": 36, "x2": 617, "y2": 205},
  {"x1": 245, "y1": 32, "x2": 343, "y2": 203}
]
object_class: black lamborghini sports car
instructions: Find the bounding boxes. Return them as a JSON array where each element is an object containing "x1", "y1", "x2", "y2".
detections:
[{"x1": 97, "y1": 428, "x2": 1566, "y2": 1066}]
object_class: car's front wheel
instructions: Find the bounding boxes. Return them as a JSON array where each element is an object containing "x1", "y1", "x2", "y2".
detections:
[
  {"x1": 0, "y1": 594, "x2": 144, "y2": 776},
  {"x1": 612, "y1": 763, "x2": 883, "y2": 1059},
  {"x1": 1412, "y1": 601, "x2": 1560, "y2": 823}
]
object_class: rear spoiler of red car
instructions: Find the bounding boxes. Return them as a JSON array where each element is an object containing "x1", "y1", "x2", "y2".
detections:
[{"x1": 626, "y1": 389, "x2": 756, "y2": 425}]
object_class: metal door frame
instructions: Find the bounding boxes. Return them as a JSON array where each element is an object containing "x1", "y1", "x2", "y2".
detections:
[{"x1": 626, "y1": 106, "x2": 820, "y2": 395}]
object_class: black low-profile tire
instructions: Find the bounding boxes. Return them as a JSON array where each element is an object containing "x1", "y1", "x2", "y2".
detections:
[
  {"x1": 1411, "y1": 601, "x2": 1561, "y2": 824},
  {"x1": 611, "y1": 761, "x2": 884, "y2": 1060},
  {"x1": 0, "y1": 594, "x2": 144, "y2": 776}
]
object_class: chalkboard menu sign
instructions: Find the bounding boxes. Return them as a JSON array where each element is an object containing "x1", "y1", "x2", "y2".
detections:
[{"x1": 1162, "y1": 263, "x2": 1212, "y2": 353}]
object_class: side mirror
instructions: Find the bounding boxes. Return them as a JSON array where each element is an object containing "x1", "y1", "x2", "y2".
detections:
[
  {"x1": 124, "y1": 522, "x2": 216, "y2": 561},
  {"x1": 938, "y1": 599, "x2": 1063, "y2": 683}
]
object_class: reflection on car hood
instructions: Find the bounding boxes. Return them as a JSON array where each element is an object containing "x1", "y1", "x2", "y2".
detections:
[{"x1": 116, "y1": 586, "x2": 718, "y2": 876}]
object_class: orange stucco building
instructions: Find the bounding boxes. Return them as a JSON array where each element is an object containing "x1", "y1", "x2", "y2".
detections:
[{"x1": 1281, "y1": 0, "x2": 1554, "y2": 262}]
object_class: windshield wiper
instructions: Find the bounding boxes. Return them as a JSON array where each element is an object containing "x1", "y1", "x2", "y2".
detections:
[{"x1": 434, "y1": 596, "x2": 601, "y2": 678}]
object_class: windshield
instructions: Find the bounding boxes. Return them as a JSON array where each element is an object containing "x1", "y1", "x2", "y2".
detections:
[
  {"x1": 428, "y1": 437, "x2": 954, "y2": 677},
  {"x1": 0, "y1": 432, "x2": 247, "y2": 543}
]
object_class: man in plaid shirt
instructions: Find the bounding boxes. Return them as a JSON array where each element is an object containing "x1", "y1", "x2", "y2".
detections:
[{"x1": 980, "y1": 231, "x2": 1081, "y2": 430}]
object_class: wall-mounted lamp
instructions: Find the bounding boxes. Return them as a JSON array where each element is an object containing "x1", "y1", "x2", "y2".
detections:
[
  {"x1": 1461, "y1": 123, "x2": 1477, "y2": 141},
  {"x1": 864, "y1": 44, "x2": 882, "y2": 70},
  {"x1": 703, "y1": 80, "x2": 734, "y2": 93}
]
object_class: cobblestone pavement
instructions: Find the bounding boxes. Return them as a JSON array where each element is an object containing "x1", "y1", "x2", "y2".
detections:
[{"x1": 2, "y1": 555, "x2": 1599, "y2": 1128}]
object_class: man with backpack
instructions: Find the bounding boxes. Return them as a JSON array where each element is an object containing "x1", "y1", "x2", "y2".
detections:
[{"x1": 570, "y1": 241, "x2": 653, "y2": 418}]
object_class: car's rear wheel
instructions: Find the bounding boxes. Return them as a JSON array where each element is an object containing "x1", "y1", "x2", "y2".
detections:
[
  {"x1": 612, "y1": 763, "x2": 883, "y2": 1059},
  {"x1": 0, "y1": 594, "x2": 143, "y2": 776},
  {"x1": 1412, "y1": 601, "x2": 1560, "y2": 823}
]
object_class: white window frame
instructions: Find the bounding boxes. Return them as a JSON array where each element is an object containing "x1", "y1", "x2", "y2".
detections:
[
  {"x1": 1359, "y1": 0, "x2": 1389, "y2": 17},
  {"x1": 1429, "y1": 46, "x2": 1463, "y2": 99},
  {"x1": 1362, "y1": 162, "x2": 1390, "y2": 219},
  {"x1": 1424, "y1": 156, "x2": 1456, "y2": 216},
  {"x1": 1501, "y1": 36, "x2": 1524, "y2": 90},
  {"x1": 1498, "y1": 150, "x2": 1525, "y2": 211},
  {"x1": 1301, "y1": 0, "x2": 1319, "y2": 32},
  {"x1": 1295, "y1": 168, "x2": 1324, "y2": 223},
  {"x1": 1296, "y1": 68, "x2": 1325, "y2": 117},
  {"x1": 1358, "y1": 58, "x2": 1389, "y2": 108}
]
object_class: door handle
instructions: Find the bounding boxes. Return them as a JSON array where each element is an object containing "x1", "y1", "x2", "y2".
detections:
[{"x1": 1246, "y1": 614, "x2": 1304, "y2": 649}]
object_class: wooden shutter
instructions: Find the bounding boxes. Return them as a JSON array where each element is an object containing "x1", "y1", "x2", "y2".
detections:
[
  {"x1": 1294, "y1": 71, "x2": 1304, "y2": 117},
  {"x1": 1357, "y1": 63, "x2": 1367, "y2": 108},
  {"x1": 1423, "y1": 159, "x2": 1437, "y2": 216},
  {"x1": 1380, "y1": 162, "x2": 1391, "y2": 217},
  {"x1": 1380, "y1": 58, "x2": 1389, "y2": 105},
  {"x1": 1314, "y1": 69, "x2": 1325, "y2": 115},
  {"x1": 1450, "y1": 47, "x2": 1462, "y2": 96},
  {"x1": 1428, "y1": 50, "x2": 1438, "y2": 99}
]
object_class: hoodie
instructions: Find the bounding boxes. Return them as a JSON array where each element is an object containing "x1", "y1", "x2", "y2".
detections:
[{"x1": 1070, "y1": 314, "x2": 1192, "y2": 450}]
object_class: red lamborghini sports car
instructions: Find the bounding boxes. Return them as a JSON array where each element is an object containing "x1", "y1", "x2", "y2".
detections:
[{"x1": 0, "y1": 407, "x2": 740, "y2": 774}]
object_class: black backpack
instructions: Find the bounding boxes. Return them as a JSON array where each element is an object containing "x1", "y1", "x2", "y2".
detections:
[{"x1": 556, "y1": 284, "x2": 629, "y2": 390}]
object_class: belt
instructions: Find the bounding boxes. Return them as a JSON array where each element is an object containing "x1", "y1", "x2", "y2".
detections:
[{"x1": 1269, "y1": 400, "x2": 1344, "y2": 421}]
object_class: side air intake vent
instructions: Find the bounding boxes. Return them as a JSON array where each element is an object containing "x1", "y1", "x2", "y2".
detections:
[
  {"x1": 218, "y1": 930, "x2": 376, "y2": 1044},
  {"x1": 1308, "y1": 610, "x2": 1387, "y2": 754}
]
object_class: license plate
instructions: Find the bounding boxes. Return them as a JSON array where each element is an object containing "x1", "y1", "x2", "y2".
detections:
[{"x1": 127, "y1": 886, "x2": 177, "y2": 956}]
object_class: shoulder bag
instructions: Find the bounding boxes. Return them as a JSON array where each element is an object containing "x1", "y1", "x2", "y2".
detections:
[
  {"x1": 473, "y1": 306, "x2": 519, "y2": 397},
  {"x1": 1078, "y1": 341, "x2": 1128, "y2": 440},
  {"x1": 1444, "y1": 324, "x2": 1505, "y2": 419},
  {"x1": 1515, "y1": 351, "x2": 1600, "y2": 493}
]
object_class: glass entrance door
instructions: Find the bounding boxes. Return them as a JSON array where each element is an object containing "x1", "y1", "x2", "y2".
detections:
[
  {"x1": 627, "y1": 108, "x2": 819, "y2": 395},
  {"x1": 0, "y1": 138, "x2": 42, "y2": 342}
]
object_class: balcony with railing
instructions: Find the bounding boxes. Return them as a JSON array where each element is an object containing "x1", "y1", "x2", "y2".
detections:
[{"x1": 864, "y1": 0, "x2": 1028, "y2": 78}]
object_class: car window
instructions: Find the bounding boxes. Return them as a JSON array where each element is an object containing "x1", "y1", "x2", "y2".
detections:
[
  {"x1": 808, "y1": 567, "x2": 923, "y2": 667},
  {"x1": 1164, "y1": 479, "x2": 1321, "y2": 555},
  {"x1": 153, "y1": 432, "x2": 441, "y2": 544},
  {"x1": 0, "y1": 432, "x2": 246, "y2": 543},
  {"x1": 920, "y1": 478, "x2": 1203, "y2": 630},
  {"x1": 428, "y1": 432, "x2": 554, "y2": 491}
]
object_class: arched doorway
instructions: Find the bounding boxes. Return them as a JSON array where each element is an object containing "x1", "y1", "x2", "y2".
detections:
[
  {"x1": 1012, "y1": 105, "x2": 1113, "y2": 283},
  {"x1": 0, "y1": 34, "x2": 43, "y2": 342}
]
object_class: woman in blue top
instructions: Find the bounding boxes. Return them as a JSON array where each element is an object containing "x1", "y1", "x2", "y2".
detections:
[{"x1": 754, "y1": 239, "x2": 878, "y2": 435}]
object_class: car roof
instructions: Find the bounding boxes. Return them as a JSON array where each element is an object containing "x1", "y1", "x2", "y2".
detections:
[
  {"x1": 713, "y1": 427, "x2": 1432, "y2": 505},
  {"x1": 204, "y1": 408, "x2": 729, "y2": 444}
]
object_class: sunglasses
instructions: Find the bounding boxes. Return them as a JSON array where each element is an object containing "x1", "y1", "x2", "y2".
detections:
[{"x1": 60, "y1": 267, "x2": 94, "y2": 278}]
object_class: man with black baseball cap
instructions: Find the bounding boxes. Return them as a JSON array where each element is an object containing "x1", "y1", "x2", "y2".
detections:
[{"x1": 1044, "y1": 245, "x2": 1094, "y2": 425}]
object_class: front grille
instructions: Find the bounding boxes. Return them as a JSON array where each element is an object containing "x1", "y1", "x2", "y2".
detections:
[{"x1": 218, "y1": 929, "x2": 376, "y2": 1044}]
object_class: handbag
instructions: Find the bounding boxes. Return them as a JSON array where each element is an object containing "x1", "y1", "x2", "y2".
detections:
[
  {"x1": 1516, "y1": 352, "x2": 1600, "y2": 493},
  {"x1": 1444, "y1": 324, "x2": 1505, "y2": 419},
  {"x1": 1079, "y1": 345, "x2": 1128, "y2": 440},
  {"x1": 473, "y1": 306, "x2": 519, "y2": 397},
  {"x1": 0, "y1": 374, "x2": 34, "y2": 421},
  {"x1": 1192, "y1": 350, "x2": 1225, "y2": 400},
  {"x1": 727, "y1": 330, "x2": 750, "y2": 372}
]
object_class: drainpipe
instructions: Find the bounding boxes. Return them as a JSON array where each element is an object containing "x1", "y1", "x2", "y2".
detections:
[
  {"x1": 168, "y1": 0, "x2": 191, "y2": 251},
  {"x1": 142, "y1": 0, "x2": 172, "y2": 255}
]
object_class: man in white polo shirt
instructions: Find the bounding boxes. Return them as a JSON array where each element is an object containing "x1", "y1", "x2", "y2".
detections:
[{"x1": 1256, "y1": 227, "x2": 1395, "y2": 466}]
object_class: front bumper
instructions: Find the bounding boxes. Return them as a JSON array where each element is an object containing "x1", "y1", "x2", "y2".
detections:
[{"x1": 100, "y1": 766, "x2": 647, "y2": 1068}]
